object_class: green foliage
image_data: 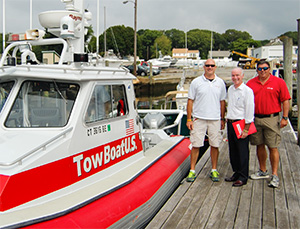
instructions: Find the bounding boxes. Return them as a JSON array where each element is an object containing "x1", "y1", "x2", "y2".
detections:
[
  {"x1": 280, "y1": 31, "x2": 298, "y2": 45},
  {"x1": 138, "y1": 29, "x2": 163, "y2": 59},
  {"x1": 230, "y1": 38, "x2": 261, "y2": 54},
  {"x1": 187, "y1": 29, "x2": 211, "y2": 59},
  {"x1": 223, "y1": 29, "x2": 252, "y2": 44},
  {"x1": 165, "y1": 29, "x2": 186, "y2": 48},
  {"x1": 153, "y1": 35, "x2": 172, "y2": 57},
  {"x1": 98, "y1": 25, "x2": 135, "y2": 57}
]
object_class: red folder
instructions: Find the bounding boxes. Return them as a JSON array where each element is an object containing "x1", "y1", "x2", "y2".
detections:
[{"x1": 232, "y1": 119, "x2": 257, "y2": 139}]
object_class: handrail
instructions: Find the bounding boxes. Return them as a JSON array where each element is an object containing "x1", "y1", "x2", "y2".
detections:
[
  {"x1": 162, "y1": 110, "x2": 183, "y2": 131},
  {"x1": 0, "y1": 38, "x2": 68, "y2": 67},
  {"x1": 138, "y1": 109, "x2": 184, "y2": 134},
  {"x1": 163, "y1": 90, "x2": 188, "y2": 110},
  {"x1": 0, "y1": 127, "x2": 73, "y2": 167}
]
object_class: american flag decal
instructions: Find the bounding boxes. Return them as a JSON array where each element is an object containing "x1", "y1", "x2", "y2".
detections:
[{"x1": 125, "y1": 119, "x2": 134, "y2": 135}]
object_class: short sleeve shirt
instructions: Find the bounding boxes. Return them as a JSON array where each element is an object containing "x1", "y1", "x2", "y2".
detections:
[
  {"x1": 188, "y1": 74, "x2": 226, "y2": 120},
  {"x1": 246, "y1": 74, "x2": 291, "y2": 115}
]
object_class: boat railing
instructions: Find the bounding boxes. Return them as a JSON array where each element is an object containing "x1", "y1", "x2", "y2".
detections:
[
  {"x1": 0, "y1": 38, "x2": 68, "y2": 67},
  {"x1": 138, "y1": 109, "x2": 184, "y2": 135},
  {"x1": 161, "y1": 90, "x2": 188, "y2": 110},
  {"x1": 0, "y1": 127, "x2": 73, "y2": 167}
]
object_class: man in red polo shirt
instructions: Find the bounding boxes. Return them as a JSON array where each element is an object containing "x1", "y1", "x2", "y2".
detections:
[{"x1": 247, "y1": 60, "x2": 290, "y2": 188}]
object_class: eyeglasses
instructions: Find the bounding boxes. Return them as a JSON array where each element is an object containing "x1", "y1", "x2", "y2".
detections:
[
  {"x1": 257, "y1": 67, "x2": 269, "y2": 71},
  {"x1": 205, "y1": 64, "x2": 215, "y2": 67}
]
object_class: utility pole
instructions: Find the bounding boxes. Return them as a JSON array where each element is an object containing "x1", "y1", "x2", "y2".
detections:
[
  {"x1": 283, "y1": 36, "x2": 293, "y2": 114},
  {"x1": 123, "y1": 0, "x2": 137, "y2": 76},
  {"x1": 297, "y1": 19, "x2": 300, "y2": 145}
]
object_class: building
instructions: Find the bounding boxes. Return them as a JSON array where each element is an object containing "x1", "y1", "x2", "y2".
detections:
[
  {"x1": 42, "y1": 51, "x2": 60, "y2": 64},
  {"x1": 208, "y1": 50, "x2": 231, "y2": 60},
  {"x1": 172, "y1": 48, "x2": 200, "y2": 60},
  {"x1": 251, "y1": 38, "x2": 298, "y2": 61}
]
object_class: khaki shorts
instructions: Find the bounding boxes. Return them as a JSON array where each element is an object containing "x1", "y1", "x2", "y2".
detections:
[
  {"x1": 250, "y1": 116, "x2": 281, "y2": 148},
  {"x1": 190, "y1": 119, "x2": 221, "y2": 148}
]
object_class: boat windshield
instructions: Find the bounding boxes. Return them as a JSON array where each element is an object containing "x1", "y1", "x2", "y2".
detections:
[
  {"x1": 5, "y1": 80, "x2": 79, "y2": 128},
  {"x1": 0, "y1": 81, "x2": 14, "y2": 112}
]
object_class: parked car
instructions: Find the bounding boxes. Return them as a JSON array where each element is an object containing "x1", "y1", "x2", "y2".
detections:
[
  {"x1": 140, "y1": 61, "x2": 161, "y2": 75},
  {"x1": 124, "y1": 65, "x2": 148, "y2": 76}
]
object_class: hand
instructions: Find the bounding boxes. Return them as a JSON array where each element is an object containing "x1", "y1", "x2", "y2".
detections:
[
  {"x1": 280, "y1": 118, "x2": 288, "y2": 128},
  {"x1": 240, "y1": 131, "x2": 248, "y2": 139},
  {"x1": 186, "y1": 120, "x2": 193, "y2": 130},
  {"x1": 220, "y1": 120, "x2": 225, "y2": 130}
]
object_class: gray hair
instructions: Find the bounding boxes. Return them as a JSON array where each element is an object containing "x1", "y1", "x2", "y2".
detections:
[{"x1": 231, "y1": 67, "x2": 244, "y2": 76}]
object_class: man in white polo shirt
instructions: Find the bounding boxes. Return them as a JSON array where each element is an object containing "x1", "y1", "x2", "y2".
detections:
[{"x1": 186, "y1": 59, "x2": 226, "y2": 182}]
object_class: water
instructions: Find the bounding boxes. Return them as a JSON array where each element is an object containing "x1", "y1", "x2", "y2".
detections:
[{"x1": 135, "y1": 83, "x2": 178, "y2": 109}]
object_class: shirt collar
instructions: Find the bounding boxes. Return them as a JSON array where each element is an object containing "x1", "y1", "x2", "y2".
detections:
[
  {"x1": 202, "y1": 74, "x2": 216, "y2": 82},
  {"x1": 233, "y1": 82, "x2": 245, "y2": 90},
  {"x1": 254, "y1": 74, "x2": 275, "y2": 84}
]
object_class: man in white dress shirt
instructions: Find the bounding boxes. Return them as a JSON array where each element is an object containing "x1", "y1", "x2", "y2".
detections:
[{"x1": 225, "y1": 67, "x2": 254, "y2": 187}]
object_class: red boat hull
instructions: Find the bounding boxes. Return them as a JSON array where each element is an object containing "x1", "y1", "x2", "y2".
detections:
[{"x1": 23, "y1": 137, "x2": 191, "y2": 228}]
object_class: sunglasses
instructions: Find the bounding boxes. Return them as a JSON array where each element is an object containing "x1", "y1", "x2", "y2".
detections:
[
  {"x1": 205, "y1": 64, "x2": 215, "y2": 67},
  {"x1": 257, "y1": 67, "x2": 269, "y2": 71}
]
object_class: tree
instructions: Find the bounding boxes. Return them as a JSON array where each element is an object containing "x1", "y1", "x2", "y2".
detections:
[
  {"x1": 187, "y1": 29, "x2": 211, "y2": 59},
  {"x1": 230, "y1": 38, "x2": 261, "y2": 60},
  {"x1": 212, "y1": 31, "x2": 228, "y2": 51},
  {"x1": 138, "y1": 29, "x2": 163, "y2": 59},
  {"x1": 223, "y1": 29, "x2": 252, "y2": 45},
  {"x1": 99, "y1": 25, "x2": 134, "y2": 57},
  {"x1": 280, "y1": 31, "x2": 298, "y2": 45},
  {"x1": 165, "y1": 29, "x2": 186, "y2": 49},
  {"x1": 153, "y1": 35, "x2": 172, "y2": 57},
  {"x1": 85, "y1": 25, "x2": 96, "y2": 53}
]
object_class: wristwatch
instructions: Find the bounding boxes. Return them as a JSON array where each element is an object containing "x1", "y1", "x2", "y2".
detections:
[{"x1": 282, "y1": 116, "x2": 288, "y2": 120}]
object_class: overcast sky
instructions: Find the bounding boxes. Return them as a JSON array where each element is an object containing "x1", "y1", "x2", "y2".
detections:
[{"x1": 1, "y1": 0, "x2": 300, "y2": 41}]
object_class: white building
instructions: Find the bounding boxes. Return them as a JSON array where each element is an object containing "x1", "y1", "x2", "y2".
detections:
[
  {"x1": 172, "y1": 48, "x2": 200, "y2": 60},
  {"x1": 251, "y1": 38, "x2": 298, "y2": 61}
]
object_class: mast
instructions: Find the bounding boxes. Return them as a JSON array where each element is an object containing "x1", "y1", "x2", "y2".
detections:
[
  {"x1": 210, "y1": 31, "x2": 213, "y2": 59},
  {"x1": 96, "y1": 0, "x2": 100, "y2": 54},
  {"x1": 104, "y1": 6, "x2": 107, "y2": 57},
  {"x1": 30, "y1": 0, "x2": 33, "y2": 30},
  {"x1": 2, "y1": 0, "x2": 5, "y2": 52}
]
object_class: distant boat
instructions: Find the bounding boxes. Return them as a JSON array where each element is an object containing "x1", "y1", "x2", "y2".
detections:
[
  {"x1": 148, "y1": 58, "x2": 171, "y2": 68},
  {"x1": 148, "y1": 52, "x2": 174, "y2": 68}
]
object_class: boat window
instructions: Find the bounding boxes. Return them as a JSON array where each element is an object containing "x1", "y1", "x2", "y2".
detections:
[
  {"x1": 85, "y1": 84, "x2": 128, "y2": 123},
  {"x1": 0, "y1": 81, "x2": 14, "y2": 112},
  {"x1": 5, "y1": 80, "x2": 79, "y2": 128}
]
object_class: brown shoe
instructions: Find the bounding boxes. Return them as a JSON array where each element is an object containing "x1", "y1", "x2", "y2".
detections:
[
  {"x1": 232, "y1": 180, "x2": 246, "y2": 187},
  {"x1": 225, "y1": 175, "x2": 238, "y2": 182}
]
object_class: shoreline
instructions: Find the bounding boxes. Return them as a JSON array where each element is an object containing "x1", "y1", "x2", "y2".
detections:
[{"x1": 135, "y1": 67, "x2": 257, "y2": 86}]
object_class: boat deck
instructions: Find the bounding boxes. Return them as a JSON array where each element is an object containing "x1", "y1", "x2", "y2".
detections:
[{"x1": 146, "y1": 124, "x2": 300, "y2": 228}]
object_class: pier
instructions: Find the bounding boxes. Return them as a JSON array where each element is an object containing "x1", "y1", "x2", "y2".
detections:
[{"x1": 146, "y1": 123, "x2": 300, "y2": 228}]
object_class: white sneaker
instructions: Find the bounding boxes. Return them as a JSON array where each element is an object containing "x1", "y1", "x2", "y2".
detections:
[
  {"x1": 268, "y1": 175, "x2": 279, "y2": 188},
  {"x1": 250, "y1": 169, "x2": 270, "y2": 180}
]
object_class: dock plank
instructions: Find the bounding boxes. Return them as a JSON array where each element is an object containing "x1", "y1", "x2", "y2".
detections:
[{"x1": 146, "y1": 124, "x2": 300, "y2": 229}]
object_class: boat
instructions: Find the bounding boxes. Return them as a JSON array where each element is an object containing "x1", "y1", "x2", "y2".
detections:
[
  {"x1": 0, "y1": 1, "x2": 191, "y2": 228},
  {"x1": 148, "y1": 52, "x2": 173, "y2": 69}
]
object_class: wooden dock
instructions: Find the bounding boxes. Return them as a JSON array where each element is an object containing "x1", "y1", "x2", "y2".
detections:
[{"x1": 146, "y1": 124, "x2": 300, "y2": 229}]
